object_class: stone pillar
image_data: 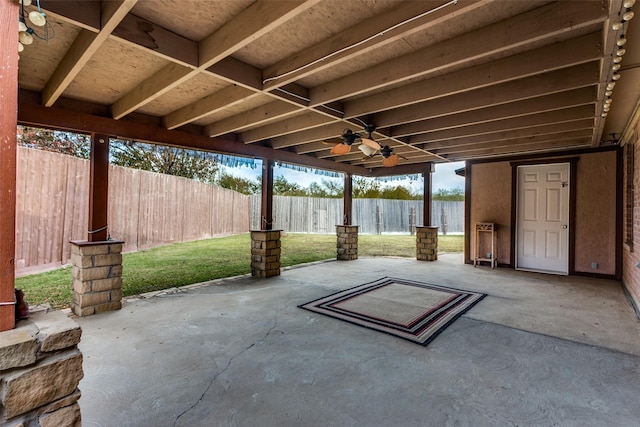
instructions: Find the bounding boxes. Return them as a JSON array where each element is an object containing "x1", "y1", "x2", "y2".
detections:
[
  {"x1": 251, "y1": 230, "x2": 281, "y2": 278},
  {"x1": 0, "y1": 311, "x2": 83, "y2": 426},
  {"x1": 336, "y1": 225, "x2": 358, "y2": 260},
  {"x1": 416, "y1": 226, "x2": 438, "y2": 261},
  {"x1": 71, "y1": 240, "x2": 124, "y2": 317}
]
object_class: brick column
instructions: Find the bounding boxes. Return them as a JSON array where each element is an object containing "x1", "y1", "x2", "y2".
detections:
[
  {"x1": 70, "y1": 240, "x2": 124, "y2": 317},
  {"x1": 0, "y1": 311, "x2": 83, "y2": 426},
  {"x1": 251, "y1": 230, "x2": 281, "y2": 278},
  {"x1": 336, "y1": 225, "x2": 358, "y2": 260},
  {"x1": 416, "y1": 226, "x2": 438, "y2": 261}
]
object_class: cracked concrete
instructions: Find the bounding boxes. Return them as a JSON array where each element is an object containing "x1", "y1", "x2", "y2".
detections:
[{"x1": 77, "y1": 254, "x2": 640, "y2": 426}]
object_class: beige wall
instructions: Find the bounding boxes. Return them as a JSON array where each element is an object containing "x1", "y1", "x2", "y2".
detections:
[
  {"x1": 468, "y1": 150, "x2": 619, "y2": 275},
  {"x1": 469, "y1": 162, "x2": 512, "y2": 265}
]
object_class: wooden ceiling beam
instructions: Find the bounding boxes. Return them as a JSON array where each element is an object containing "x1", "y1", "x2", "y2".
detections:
[
  {"x1": 399, "y1": 89, "x2": 597, "y2": 137},
  {"x1": 41, "y1": 0, "x2": 101, "y2": 31},
  {"x1": 430, "y1": 129, "x2": 595, "y2": 155},
  {"x1": 412, "y1": 111, "x2": 596, "y2": 147},
  {"x1": 422, "y1": 118, "x2": 593, "y2": 152},
  {"x1": 41, "y1": 0, "x2": 138, "y2": 107},
  {"x1": 344, "y1": 32, "x2": 603, "y2": 119},
  {"x1": 18, "y1": 96, "x2": 367, "y2": 176},
  {"x1": 199, "y1": 1, "x2": 319, "y2": 70},
  {"x1": 270, "y1": 123, "x2": 347, "y2": 149},
  {"x1": 112, "y1": 13, "x2": 198, "y2": 67},
  {"x1": 204, "y1": 101, "x2": 302, "y2": 137},
  {"x1": 163, "y1": 86, "x2": 258, "y2": 130},
  {"x1": 446, "y1": 139, "x2": 592, "y2": 161},
  {"x1": 373, "y1": 62, "x2": 600, "y2": 128},
  {"x1": 309, "y1": 1, "x2": 606, "y2": 106},
  {"x1": 110, "y1": 1, "x2": 317, "y2": 120},
  {"x1": 262, "y1": 0, "x2": 488, "y2": 90},
  {"x1": 240, "y1": 112, "x2": 336, "y2": 144}
]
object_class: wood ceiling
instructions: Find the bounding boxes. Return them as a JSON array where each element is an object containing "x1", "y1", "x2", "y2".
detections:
[{"x1": 16, "y1": 0, "x2": 640, "y2": 176}]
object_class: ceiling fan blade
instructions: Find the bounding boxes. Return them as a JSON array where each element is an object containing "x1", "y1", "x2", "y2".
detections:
[
  {"x1": 358, "y1": 143, "x2": 378, "y2": 157},
  {"x1": 382, "y1": 154, "x2": 399, "y2": 167},
  {"x1": 330, "y1": 143, "x2": 352, "y2": 155},
  {"x1": 360, "y1": 137, "x2": 381, "y2": 150}
]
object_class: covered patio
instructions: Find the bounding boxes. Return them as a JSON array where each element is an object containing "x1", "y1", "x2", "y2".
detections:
[
  {"x1": 77, "y1": 254, "x2": 640, "y2": 426},
  {"x1": 2, "y1": 0, "x2": 640, "y2": 425}
]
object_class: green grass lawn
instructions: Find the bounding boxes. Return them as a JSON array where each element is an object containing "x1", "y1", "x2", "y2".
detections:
[{"x1": 16, "y1": 233, "x2": 463, "y2": 310}]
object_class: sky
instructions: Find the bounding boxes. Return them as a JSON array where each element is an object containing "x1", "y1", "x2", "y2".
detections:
[{"x1": 220, "y1": 160, "x2": 465, "y2": 193}]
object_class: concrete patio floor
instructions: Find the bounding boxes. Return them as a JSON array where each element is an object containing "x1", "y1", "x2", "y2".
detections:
[{"x1": 76, "y1": 253, "x2": 640, "y2": 427}]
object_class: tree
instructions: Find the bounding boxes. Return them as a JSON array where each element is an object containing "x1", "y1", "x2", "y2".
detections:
[
  {"x1": 352, "y1": 177, "x2": 381, "y2": 198},
  {"x1": 216, "y1": 172, "x2": 260, "y2": 194},
  {"x1": 433, "y1": 187, "x2": 464, "y2": 201},
  {"x1": 18, "y1": 126, "x2": 90, "y2": 159},
  {"x1": 273, "y1": 176, "x2": 307, "y2": 196},
  {"x1": 110, "y1": 140, "x2": 220, "y2": 183},
  {"x1": 380, "y1": 185, "x2": 416, "y2": 200}
]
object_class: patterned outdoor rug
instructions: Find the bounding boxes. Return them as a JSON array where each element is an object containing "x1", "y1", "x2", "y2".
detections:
[{"x1": 299, "y1": 277, "x2": 486, "y2": 346}]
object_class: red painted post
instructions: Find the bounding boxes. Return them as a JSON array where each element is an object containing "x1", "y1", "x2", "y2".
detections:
[
  {"x1": 423, "y1": 163, "x2": 434, "y2": 226},
  {"x1": 343, "y1": 173, "x2": 352, "y2": 225},
  {"x1": 0, "y1": 0, "x2": 19, "y2": 331},
  {"x1": 261, "y1": 159, "x2": 274, "y2": 230},
  {"x1": 88, "y1": 134, "x2": 110, "y2": 241}
]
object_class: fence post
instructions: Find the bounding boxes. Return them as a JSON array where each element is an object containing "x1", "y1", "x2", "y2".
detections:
[
  {"x1": 441, "y1": 206, "x2": 448, "y2": 235},
  {"x1": 376, "y1": 204, "x2": 382, "y2": 235},
  {"x1": 410, "y1": 207, "x2": 416, "y2": 236}
]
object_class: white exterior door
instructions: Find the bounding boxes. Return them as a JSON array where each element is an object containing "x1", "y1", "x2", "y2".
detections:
[{"x1": 516, "y1": 163, "x2": 570, "y2": 275}]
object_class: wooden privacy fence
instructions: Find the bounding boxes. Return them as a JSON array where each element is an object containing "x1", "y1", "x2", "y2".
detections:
[
  {"x1": 250, "y1": 195, "x2": 464, "y2": 234},
  {"x1": 15, "y1": 147, "x2": 250, "y2": 272}
]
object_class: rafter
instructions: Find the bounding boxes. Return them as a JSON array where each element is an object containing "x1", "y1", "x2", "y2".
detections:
[
  {"x1": 42, "y1": 0, "x2": 138, "y2": 107},
  {"x1": 344, "y1": 32, "x2": 603, "y2": 118},
  {"x1": 309, "y1": 1, "x2": 606, "y2": 106},
  {"x1": 262, "y1": 0, "x2": 488, "y2": 90},
  {"x1": 240, "y1": 112, "x2": 336, "y2": 144},
  {"x1": 110, "y1": 0, "x2": 318, "y2": 120},
  {"x1": 204, "y1": 101, "x2": 303, "y2": 137}
]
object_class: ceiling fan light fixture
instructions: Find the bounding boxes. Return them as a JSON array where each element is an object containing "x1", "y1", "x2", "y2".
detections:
[
  {"x1": 358, "y1": 144, "x2": 377, "y2": 157},
  {"x1": 28, "y1": 10, "x2": 46, "y2": 27}
]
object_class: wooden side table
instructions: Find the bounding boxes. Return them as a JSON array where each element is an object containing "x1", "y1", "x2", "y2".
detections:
[{"x1": 474, "y1": 222, "x2": 497, "y2": 269}]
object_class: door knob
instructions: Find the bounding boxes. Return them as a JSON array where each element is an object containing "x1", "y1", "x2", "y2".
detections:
[{"x1": 562, "y1": 225, "x2": 568, "y2": 229}]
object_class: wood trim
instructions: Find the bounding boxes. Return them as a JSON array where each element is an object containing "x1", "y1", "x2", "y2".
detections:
[
  {"x1": 464, "y1": 161, "x2": 472, "y2": 264},
  {"x1": 467, "y1": 145, "x2": 618, "y2": 166},
  {"x1": 261, "y1": 159, "x2": 275, "y2": 230},
  {"x1": 88, "y1": 135, "x2": 110, "y2": 242},
  {"x1": 343, "y1": 173, "x2": 352, "y2": 225},
  {"x1": 0, "y1": 0, "x2": 19, "y2": 331}
]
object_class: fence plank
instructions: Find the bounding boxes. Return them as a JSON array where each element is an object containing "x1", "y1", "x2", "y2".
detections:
[{"x1": 16, "y1": 147, "x2": 250, "y2": 272}]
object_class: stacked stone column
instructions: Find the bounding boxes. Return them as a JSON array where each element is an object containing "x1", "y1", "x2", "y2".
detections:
[
  {"x1": 0, "y1": 311, "x2": 83, "y2": 426},
  {"x1": 71, "y1": 240, "x2": 124, "y2": 317},
  {"x1": 416, "y1": 226, "x2": 438, "y2": 261},
  {"x1": 251, "y1": 230, "x2": 282, "y2": 278},
  {"x1": 336, "y1": 225, "x2": 358, "y2": 260}
]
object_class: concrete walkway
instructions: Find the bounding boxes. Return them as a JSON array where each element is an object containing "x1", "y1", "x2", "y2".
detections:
[{"x1": 77, "y1": 254, "x2": 640, "y2": 427}]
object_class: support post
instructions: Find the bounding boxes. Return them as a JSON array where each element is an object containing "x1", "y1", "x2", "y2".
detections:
[
  {"x1": 423, "y1": 163, "x2": 435, "y2": 226},
  {"x1": 343, "y1": 173, "x2": 352, "y2": 225},
  {"x1": 0, "y1": 0, "x2": 19, "y2": 331},
  {"x1": 261, "y1": 159, "x2": 274, "y2": 230},
  {"x1": 88, "y1": 134, "x2": 110, "y2": 241}
]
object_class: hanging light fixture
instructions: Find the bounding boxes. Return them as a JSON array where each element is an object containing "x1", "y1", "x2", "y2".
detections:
[{"x1": 16, "y1": 0, "x2": 51, "y2": 55}]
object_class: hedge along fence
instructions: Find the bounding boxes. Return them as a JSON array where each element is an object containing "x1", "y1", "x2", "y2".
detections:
[
  {"x1": 250, "y1": 195, "x2": 464, "y2": 235},
  {"x1": 15, "y1": 147, "x2": 250, "y2": 273}
]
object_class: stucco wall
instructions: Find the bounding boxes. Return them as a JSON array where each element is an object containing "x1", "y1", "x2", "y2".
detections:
[
  {"x1": 469, "y1": 162, "x2": 512, "y2": 265},
  {"x1": 468, "y1": 150, "x2": 618, "y2": 275},
  {"x1": 574, "y1": 151, "x2": 617, "y2": 275}
]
